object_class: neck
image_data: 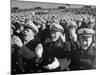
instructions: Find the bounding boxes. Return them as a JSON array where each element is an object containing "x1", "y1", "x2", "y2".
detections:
[{"x1": 24, "y1": 37, "x2": 34, "y2": 44}]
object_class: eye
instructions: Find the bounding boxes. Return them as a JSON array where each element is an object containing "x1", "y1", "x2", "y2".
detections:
[
  {"x1": 27, "y1": 29, "x2": 29, "y2": 32},
  {"x1": 24, "y1": 29, "x2": 30, "y2": 32}
]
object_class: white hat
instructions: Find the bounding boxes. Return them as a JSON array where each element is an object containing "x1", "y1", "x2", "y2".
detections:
[
  {"x1": 78, "y1": 28, "x2": 95, "y2": 35},
  {"x1": 50, "y1": 23, "x2": 64, "y2": 32},
  {"x1": 26, "y1": 20, "x2": 39, "y2": 34}
]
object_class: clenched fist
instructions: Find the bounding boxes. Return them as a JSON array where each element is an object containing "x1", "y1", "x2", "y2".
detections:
[
  {"x1": 35, "y1": 44, "x2": 43, "y2": 58},
  {"x1": 44, "y1": 58, "x2": 60, "y2": 70},
  {"x1": 12, "y1": 35, "x2": 23, "y2": 48}
]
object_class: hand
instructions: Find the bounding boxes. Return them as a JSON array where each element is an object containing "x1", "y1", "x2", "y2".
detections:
[
  {"x1": 44, "y1": 58, "x2": 60, "y2": 70},
  {"x1": 12, "y1": 36, "x2": 23, "y2": 47},
  {"x1": 35, "y1": 44, "x2": 43, "y2": 58}
]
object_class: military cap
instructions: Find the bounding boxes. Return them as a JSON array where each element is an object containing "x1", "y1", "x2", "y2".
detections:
[
  {"x1": 78, "y1": 28, "x2": 95, "y2": 35},
  {"x1": 25, "y1": 20, "x2": 39, "y2": 34},
  {"x1": 50, "y1": 23, "x2": 64, "y2": 32}
]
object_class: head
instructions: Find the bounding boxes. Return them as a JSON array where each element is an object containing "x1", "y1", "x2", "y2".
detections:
[
  {"x1": 22, "y1": 20, "x2": 38, "y2": 41},
  {"x1": 76, "y1": 20, "x2": 82, "y2": 27},
  {"x1": 50, "y1": 31, "x2": 62, "y2": 42},
  {"x1": 50, "y1": 23, "x2": 64, "y2": 41},
  {"x1": 78, "y1": 28, "x2": 95, "y2": 50},
  {"x1": 22, "y1": 27, "x2": 36, "y2": 41},
  {"x1": 79, "y1": 35, "x2": 93, "y2": 50}
]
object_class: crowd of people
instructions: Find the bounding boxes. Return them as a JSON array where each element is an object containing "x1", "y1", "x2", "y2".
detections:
[{"x1": 11, "y1": 11, "x2": 96, "y2": 74}]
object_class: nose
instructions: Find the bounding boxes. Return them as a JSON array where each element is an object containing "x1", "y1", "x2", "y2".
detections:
[{"x1": 16, "y1": 29, "x2": 20, "y2": 33}]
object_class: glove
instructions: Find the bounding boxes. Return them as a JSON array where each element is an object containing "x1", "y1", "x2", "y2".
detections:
[
  {"x1": 35, "y1": 44, "x2": 43, "y2": 58},
  {"x1": 44, "y1": 58, "x2": 60, "y2": 70},
  {"x1": 12, "y1": 35, "x2": 23, "y2": 48}
]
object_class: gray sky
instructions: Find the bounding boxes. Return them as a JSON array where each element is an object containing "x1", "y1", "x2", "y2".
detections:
[{"x1": 11, "y1": 0, "x2": 95, "y2": 9}]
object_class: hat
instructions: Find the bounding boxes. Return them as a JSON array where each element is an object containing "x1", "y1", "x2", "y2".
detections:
[
  {"x1": 50, "y1": 23, "x2": 64, "y2": 32},
  {"x1": 25, "y1": 20, "x2": 38, "y2": 34},
  {"x1": 78, "y1": 28, "x2": 95, "y2": 36}
]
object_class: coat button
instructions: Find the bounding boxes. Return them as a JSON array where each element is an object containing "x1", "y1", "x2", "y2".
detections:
[
  {"x1": 22, "y1": 69, "x2": 25, "y2": 73},
  {"x1": 38, "y1": 70, "x2": 41, "y2": 72},
  {"x1": 31, "y1": 70, "x2": 33, "y2": 72},
  {"x1": 13, "y1": 69, "x2": 16, "y2": 72},
  {"x1": 36, "y1": 64, "x2": 38, "y2": 66},
  {"x1": 24, "y1": 63, "x2": 26, "y2": 65},
  {"x1": 90, "y1": 51, "x2": 93, "y2": 53},
  {"x1": 49, "y1": 59, "x2": 51, "y2": 61},
  {"x1": 80, "y1": 66, "x2": 83, "y2": 69},
  {"x1": 17, "y1": 54, "x2": 20, "y2": 57},
  {"x1": 81, "y1": 51, "x2": 83, "y2": 53},
  {"x1": 16, "y1": 62, "x2": 18, "y2": 65}
]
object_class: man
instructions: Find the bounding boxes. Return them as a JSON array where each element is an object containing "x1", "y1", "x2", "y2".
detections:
[
  {"x1": 11, "y1": 20, "x2": 43, "y2": 74},
  {"x1": 40, "y1": 23, "x2": 71, "y2": 72},
  {"x1": 70, "y1": 28, "x2": 96, "y2": 70}
]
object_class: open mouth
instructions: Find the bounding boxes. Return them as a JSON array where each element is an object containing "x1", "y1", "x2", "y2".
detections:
[{"x1": 23, "y1": 33, "x2": 27, "y2": 37}]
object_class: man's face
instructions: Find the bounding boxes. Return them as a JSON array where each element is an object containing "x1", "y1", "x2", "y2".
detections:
[
  {"x1": 80, "y1": 35, "x2": 93, "y2": 50},
  {"x1": 23, "y1": 28, "x2": 35, "y2": 40},
  {"x1": 51, "y1": 31, "x2": 61, "y2": 41}
]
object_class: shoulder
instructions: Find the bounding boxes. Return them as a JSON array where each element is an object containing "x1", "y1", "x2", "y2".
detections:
[{"x1": 88, "y1": 43, "x2": 96, "y2": 55}]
